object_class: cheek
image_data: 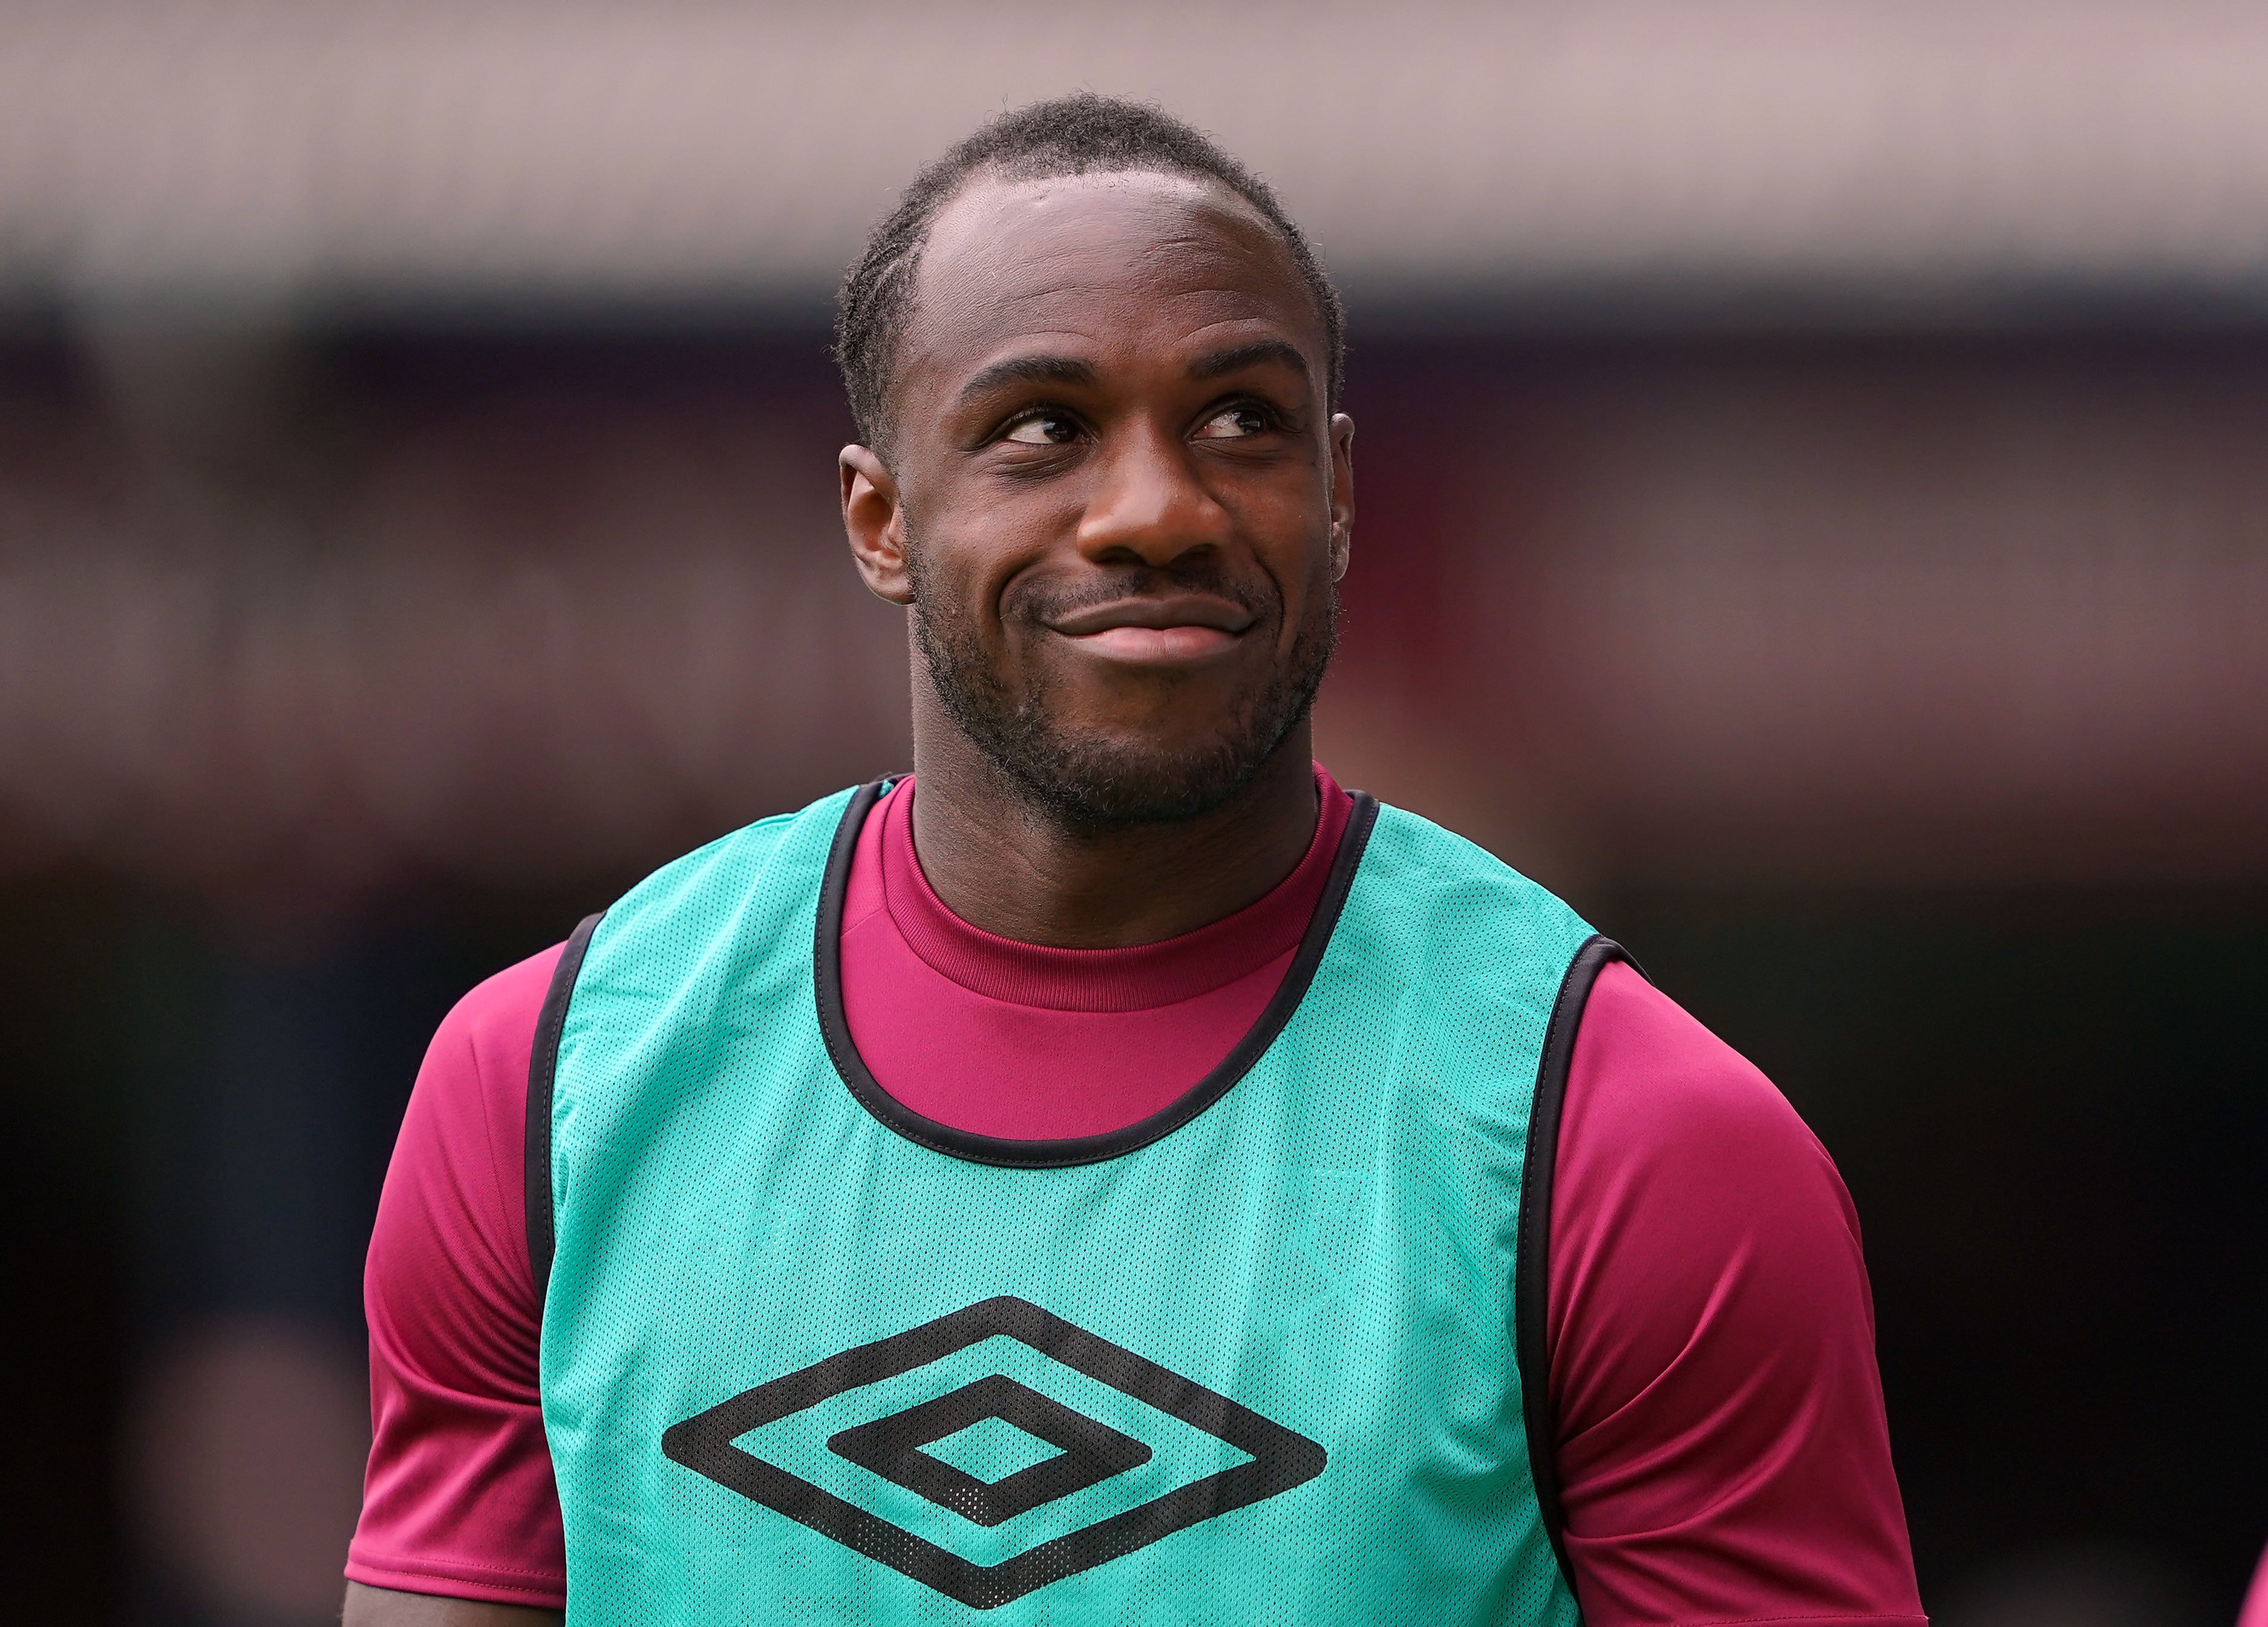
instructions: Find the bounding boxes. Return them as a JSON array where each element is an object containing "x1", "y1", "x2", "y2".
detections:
[
  {"x1": 1252, "y1": 520, "x2": 1337, "y2": 615},
  {"x1": 921, "y1": 539, "x2": 1050, "y2": 665},
  {"x1": 907, "y1": 534, "x2": 982, "y2": 625},
  {"x1": 915, "y1": 489, "x2": 1075, "y2": 620},
  {"x1": 1238, "y1": 462, "x2": 1335, "y2": 561}
]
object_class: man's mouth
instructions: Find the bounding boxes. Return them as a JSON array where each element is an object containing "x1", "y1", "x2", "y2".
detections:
[{"x1": 1043, "y1": 595, "x2": 1257, "y2": 664}]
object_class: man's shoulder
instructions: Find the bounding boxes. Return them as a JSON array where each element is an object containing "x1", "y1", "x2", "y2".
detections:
[
  {"x1": 1575, "y1": 964, "x2": 1820, "y2": 1141},
  {"x1": 1353, "y1": 798, "x2": 1597, "y2": 963},
  {"x1": 594, "y1": 785, "x2": 863, "y2": 943},
  {"x1": 426, "y1": 941, "x2": 567, "y2": 1095},
  {"x1": 537, "y1": 784, "x2": 869, "y2": 1027},
  {"x1": 1562, "y1": 960, "x2": 1854, "y2": 1249}
]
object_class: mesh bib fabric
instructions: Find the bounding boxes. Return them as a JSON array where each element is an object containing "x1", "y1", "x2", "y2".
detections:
[{"x1": 538, "y1": 784, "x2": 1601, "y2": 1626}]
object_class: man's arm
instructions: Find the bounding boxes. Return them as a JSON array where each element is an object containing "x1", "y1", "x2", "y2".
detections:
[
  {"x1": 346, "y1": 947, "x2": 572, "y2": 1616},
  {"x1": 344, "y1": 1580, "x2": 560, "y2": 1627},
  {"x1": 1549, "y1": 960, "x2": 1926, "y2": 1625}
]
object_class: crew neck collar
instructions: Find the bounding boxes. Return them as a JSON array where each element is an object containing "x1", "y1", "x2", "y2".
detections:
[{"x1": 877, "y1": 765, "x2": 1353, "y2": 1013}]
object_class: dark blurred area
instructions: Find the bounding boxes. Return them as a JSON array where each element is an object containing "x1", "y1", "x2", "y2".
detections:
[{"x1": 4, "y1": 6, "x2": 2266, "y2": 1625}]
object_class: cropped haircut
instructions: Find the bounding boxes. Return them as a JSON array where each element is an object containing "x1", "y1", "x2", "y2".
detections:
[{"x1": 834, "y1": 94, "x2": 1345, "y2": 456}]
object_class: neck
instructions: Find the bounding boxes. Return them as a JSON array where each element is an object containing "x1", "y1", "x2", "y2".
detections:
[{"x1": 906, "y1": 699, "x2": 1321, "y2": 949}]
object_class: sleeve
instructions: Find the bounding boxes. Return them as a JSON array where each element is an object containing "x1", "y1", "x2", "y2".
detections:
[
  {"x1": 1547, "y1": 960, "x2": 1927, "y2": 1627},
  {"x1": 345, "y1": 944, "x2": 570, "y2": 1609},
  {"x1": 2241, "y1": 1542, "x2": 2268, "y2": 1627}
]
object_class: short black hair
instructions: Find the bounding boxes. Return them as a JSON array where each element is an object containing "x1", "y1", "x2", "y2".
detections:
[{"x1": 834, "y1": 93, "x2": 1345, "y2": 454}]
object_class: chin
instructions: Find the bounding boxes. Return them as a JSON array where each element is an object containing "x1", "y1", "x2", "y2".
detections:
[
  {"x1": 1001, "y1": 725, "x2": 1286, "y2": 830},
  {"x1": 918, "y1": 591, "x2": 1332, "y2": 831}
]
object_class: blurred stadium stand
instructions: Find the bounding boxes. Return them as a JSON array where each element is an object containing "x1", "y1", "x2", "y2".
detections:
[
  {"x1": 0, "y1": 6, "x2": 2262, "y2": 1626},
  {"x1": 8, "y1": 1, "x2": 2268, "y2": 316}
]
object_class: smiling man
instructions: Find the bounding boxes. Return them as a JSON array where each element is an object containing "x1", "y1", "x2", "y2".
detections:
[{"x1": 344, "y1": 98, "x2": 1926, "y2": 1627}]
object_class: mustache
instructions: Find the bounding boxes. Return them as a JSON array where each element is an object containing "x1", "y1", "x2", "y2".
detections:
[{"x1": 1004, "y1": 560, "x2": 1279, "y2": 626}]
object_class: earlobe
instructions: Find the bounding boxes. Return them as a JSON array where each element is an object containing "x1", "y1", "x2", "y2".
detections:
[{"x1": 840, "y1": 445, "x2": 914, "y2": 606}]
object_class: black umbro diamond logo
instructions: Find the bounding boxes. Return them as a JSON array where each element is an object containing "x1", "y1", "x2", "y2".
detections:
[
  {"x1": 661, "y1": 1295, "x2": 1327, "y2": 1609},
  {"x1": 826, "y1": 1372, "x2": 1154, "y2": 1528}
]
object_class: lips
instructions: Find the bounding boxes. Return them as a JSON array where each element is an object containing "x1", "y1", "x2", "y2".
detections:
[
  {"x1": 1042, "y1": 593, "x2": 1257, "y2": 663},
  {"x1": 1045, "y1": 594, "x2": 1255, "y2": 638}
]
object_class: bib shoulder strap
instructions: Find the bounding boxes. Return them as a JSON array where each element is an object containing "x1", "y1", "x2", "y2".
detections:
[
  {"x1": 526, "y1": 910, "x2": 604, "y2": 1305},
  {"x1": 1515, "y1": 933, "x2": 1644, "y2": 1594}
]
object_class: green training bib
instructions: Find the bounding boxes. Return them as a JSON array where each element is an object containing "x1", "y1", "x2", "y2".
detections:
[{"x1": 531, "y1": 782, "x2": 1620, "y2": 1625}]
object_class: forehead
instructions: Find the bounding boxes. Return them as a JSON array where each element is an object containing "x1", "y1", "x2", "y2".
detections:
[{"x1": 900, "y1": 169, "x2": 1320, "y2": 396}]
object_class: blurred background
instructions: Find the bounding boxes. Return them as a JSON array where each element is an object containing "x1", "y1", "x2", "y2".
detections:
[{"x1": 2, "y1": 3, "x2": 2264, "y2": 1623}]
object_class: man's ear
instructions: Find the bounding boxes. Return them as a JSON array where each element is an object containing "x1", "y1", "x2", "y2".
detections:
[
  {"x1": 841, "y1": 445, "x2": 913, "y2": 604},
  {"x1": 1328, "y1": 412, "x2": 1355, "y2": 582}
]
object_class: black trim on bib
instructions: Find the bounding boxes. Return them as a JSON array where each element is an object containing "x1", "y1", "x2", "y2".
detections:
[
  {"x1": 1515, "y1": 932, "x2": 1640, "y2": 1597},
  {"x1": 814, "y1": 779, "x2": 1380, "y2": 1169},
  {"x1": 526, "y1": 910, "x2": 603, "y2": 1303}
]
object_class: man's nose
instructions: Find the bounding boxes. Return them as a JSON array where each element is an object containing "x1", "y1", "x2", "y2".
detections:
[{"x1": 1074, "y1": 425, "x2": 1232, "y2": 568}]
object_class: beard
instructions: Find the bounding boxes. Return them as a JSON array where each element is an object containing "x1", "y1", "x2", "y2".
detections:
[{"x1": 909, "y1": 546, "x2": 1336, "y2": 831}]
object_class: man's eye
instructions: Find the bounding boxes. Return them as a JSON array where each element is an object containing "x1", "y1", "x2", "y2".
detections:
[
  {"x1": 1194, "y1": 405, "x2": 1270, "y2": 440},
  {"x1": 1004, "y1": 413, "x2": 1078, "y2": 445}
]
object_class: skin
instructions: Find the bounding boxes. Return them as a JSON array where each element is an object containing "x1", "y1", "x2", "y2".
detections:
[
  {"x1": 843, "y1": 168, "x2": 1356, "y2": 946},
  {"x1": 345, "y1": 166, "x2": 1354, "y2": 1626}
]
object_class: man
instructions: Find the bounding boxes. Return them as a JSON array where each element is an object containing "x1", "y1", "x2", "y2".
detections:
[{"x1": 345, "y1": 97, "x2": 1925, "y2": 1626}]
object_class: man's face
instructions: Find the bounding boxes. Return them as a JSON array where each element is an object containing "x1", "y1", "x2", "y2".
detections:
[{"x1": 840, "y1": 169, "x2": 1354, "y2": 828}]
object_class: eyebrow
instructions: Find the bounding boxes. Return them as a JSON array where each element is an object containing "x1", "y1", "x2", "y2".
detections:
[
  {"x1": 1188, "y1": 339, "x2": 1312, "y2": 385},
  {"x1": 956, "y1": 353, "x2": 1099, "y2": 407},
  {"x1": 953, "y1": 338, "x2": 1313, "y2": 410}
]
